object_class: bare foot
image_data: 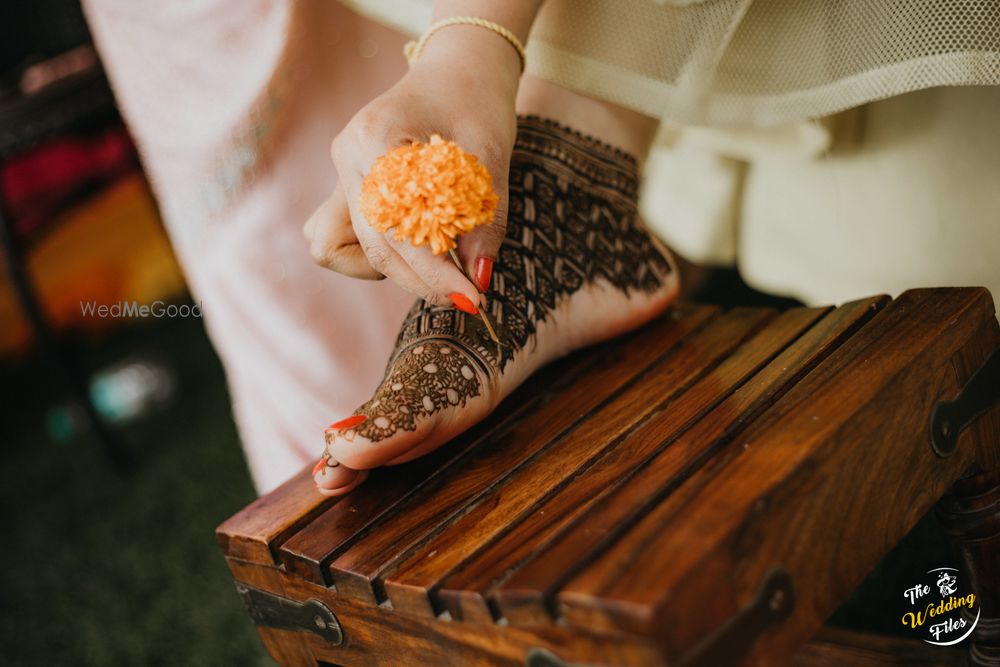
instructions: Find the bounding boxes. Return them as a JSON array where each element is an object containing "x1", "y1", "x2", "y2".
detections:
[{"x1": 315, "y1": 115, "x2": 679, "y2": 494}]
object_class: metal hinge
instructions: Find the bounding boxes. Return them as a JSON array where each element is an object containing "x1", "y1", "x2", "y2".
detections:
[
  {"x1": 526, "y1": 647, "x2": 600, "y2": 667},
  {"x1": 676, "y1": 567, "x2": 795, "y2": 667},
  {"x1": 931, "y1": 347, "x2": 1000, "y2": 457},
  {"x1": 235, "y1": 582, "x2": 343, "y2": 645},
  {"x1": 525, "y1": 647, "x2": 572, "y2": 667}
]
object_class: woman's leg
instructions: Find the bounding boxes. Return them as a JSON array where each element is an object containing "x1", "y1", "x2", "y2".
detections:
[
  {"x1": 315, "y1": 78, "x2": 679, "y2": 493},
  {"x1": 516, "y1": 75, "x2": 662, "y2": 164}
]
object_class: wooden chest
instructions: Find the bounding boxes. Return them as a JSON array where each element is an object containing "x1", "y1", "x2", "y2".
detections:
[{"x1": 217, "y1": 287, "x2": 1000, "y2": 666}]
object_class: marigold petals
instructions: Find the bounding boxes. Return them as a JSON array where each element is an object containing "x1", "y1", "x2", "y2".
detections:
[{"x1": 359, "y1": 135, "x2": 498, "y2": 254}]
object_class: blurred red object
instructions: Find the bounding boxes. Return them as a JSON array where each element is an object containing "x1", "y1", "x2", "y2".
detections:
[{"x1": 1, "y1": 126, "x2": 137, "y2": 238}]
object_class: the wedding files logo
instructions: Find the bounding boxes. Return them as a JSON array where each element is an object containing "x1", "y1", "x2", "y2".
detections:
[
  {"x1": 901, "y1": 567, "x2": 978, "y2": 645},
  {"x1": 79, "y1": 300, "x2": 203, "y2": 319}
]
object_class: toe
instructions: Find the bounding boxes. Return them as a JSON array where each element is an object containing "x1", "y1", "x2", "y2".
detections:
[
  {"x1": 316, "y1": 469, "x2": 368, "y2": 497},
  {"x1": 313, "y1": 453, "x2": 362, "y2": 492},
  {"x1": 325, "y1": 340, "x2": 492, "y2": 470},
  {"x1": 325, "y1": 415, "x2": 440, "y2": 470}
]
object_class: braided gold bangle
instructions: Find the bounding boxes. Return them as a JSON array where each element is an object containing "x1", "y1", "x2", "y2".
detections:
[{"x1": 404, "y1": 16, "x2": 526, "y2": 72}]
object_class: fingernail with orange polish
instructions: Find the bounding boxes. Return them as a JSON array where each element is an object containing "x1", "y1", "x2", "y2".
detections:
[
  {"x1": 312, "y1": 459, "x2": 325, "y2": 476},
  {"x1": 449, "y1": 292, "x2": 479, "y2": 314},
  {"x1": 326, "y1": 415, "x2": 367, "y2": 432},
  {"x1": 473, "y1": 257, "x2": 493, "y2": 293}
]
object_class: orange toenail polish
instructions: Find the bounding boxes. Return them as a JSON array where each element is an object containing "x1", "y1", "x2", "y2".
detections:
[
  {"x1": 473, "y1": 257, "x2": 493, "y2": 293},
  {"x1": 448, "y1": 292, "x2": 478, "y2": 314},
  {"x1": 326, "y1": 415, "x2": 367, "y2": 432}
]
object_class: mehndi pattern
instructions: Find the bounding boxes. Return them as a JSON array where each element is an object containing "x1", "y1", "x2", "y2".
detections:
[{"x1": 332, "y1": 116, "x2": 673, "y2": 445}]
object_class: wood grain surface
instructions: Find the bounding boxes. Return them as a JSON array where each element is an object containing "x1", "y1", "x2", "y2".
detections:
[{"x1": 216, "y1": 288, "x2": 1000, "y2": 667}]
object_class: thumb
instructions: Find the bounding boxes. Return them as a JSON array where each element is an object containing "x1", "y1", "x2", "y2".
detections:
[{"x1": 306, "y1": 185, "x2": 384, "y2": 280}]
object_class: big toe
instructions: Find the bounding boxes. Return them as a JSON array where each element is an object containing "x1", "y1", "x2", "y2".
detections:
[
  {"x1": 322, "y1": 340, "x2": 493, "y2": 475},
  {"x1": 313, "y1": 460, "x2": 367, "y2": 497}
]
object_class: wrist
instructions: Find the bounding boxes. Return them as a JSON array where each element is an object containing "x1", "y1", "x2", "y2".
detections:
[{"x1": 413, "y1": 26, "x2": 522, "y2": 93}]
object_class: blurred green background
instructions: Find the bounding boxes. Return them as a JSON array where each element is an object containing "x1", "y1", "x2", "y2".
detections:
[{"x1": 0, "y1": 315, "x2": 270, "y2": 666}]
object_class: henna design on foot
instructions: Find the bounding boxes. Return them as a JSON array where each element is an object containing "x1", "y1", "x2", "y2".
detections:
[{"x1": 342, "y1": 115, "x2": 674, "y2": 443}]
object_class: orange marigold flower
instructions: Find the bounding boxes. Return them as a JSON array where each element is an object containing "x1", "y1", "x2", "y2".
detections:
[{"x1": 359, "y1": 135, "x2": 499, "y2": 255}]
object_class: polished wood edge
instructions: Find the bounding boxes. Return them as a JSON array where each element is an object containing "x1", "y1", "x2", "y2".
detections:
[
  {"x1": 790, "y1": 626, "x2": 967, "y2": 667},
  {"x1": 216, "y1": 467, "x2": 340, "y2": 565},
  {"x1": 225, "y1": 557, "x2": 665, "y2": 667}
]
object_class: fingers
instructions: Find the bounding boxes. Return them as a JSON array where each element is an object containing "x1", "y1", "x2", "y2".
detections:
[
  {"x1": 304, "y1": 186, "x2": 384, "y2": 280},
  {"x1": 454, "y1": 135, "x2": 510, "y2": 293},
  {"x1": 322, "y1": 110, "x2": 508, "y2": 306},
  {"x1": 336, "y1": 156, "x2": 478, "y2": 307},
  {"x1": 317, "y1": 168, "x2": 443, "y2": 302},
  {"x1": 349, "y1": 215, "x2": 449, "y2": 306},
  {"x1": 457, "y1": 182, "x2": 507, "y2": 292},
  {"x1": 384, "y1": 234, "x2": 480, "y2": 311},
  {"x1": 330, "y1": 127, "x2": 448, "y2": 304}
]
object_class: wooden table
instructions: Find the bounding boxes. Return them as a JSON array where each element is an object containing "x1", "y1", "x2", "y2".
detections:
[{"x1": 217, "y1": 287, "x2": 1000, "y2": 666}]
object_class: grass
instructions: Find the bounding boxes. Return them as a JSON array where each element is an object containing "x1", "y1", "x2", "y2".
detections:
[{"x1": 0, "y1": 314, "x2": 269, "y2": 666}]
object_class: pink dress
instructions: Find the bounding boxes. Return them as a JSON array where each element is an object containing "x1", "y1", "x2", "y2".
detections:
[{"x1": 83, "y1": 0, "x2": 415, "y2": 492}]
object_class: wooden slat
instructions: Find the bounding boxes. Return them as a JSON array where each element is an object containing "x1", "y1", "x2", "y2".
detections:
[
  {"x1": 223, "y1": 309, "x2": 603, "y2": 571},
  {"x1": 556, "y1": 288, "x2": 995, "y2": 664},
  {"x1": 281, "y1": 304, "x2": 718, "y2": 588},
  {"x1": 278, "y1": 353, "x2": 556, "y2": 584},
  {"x1": 406, "y1": 305, "x2": 836, "y2": 622},
  {"x1": 239, "y1": 305, "x2": 703, "y2": 573},
  {"x1": 308, "y1": 304, "x2": 720, "y2": 602},
  {"x1": 487, "y1": 296, "x2": 886, "y2": 625},
  {"x1": 215, "y1": 466, "x2": 339, "y2": 565}
]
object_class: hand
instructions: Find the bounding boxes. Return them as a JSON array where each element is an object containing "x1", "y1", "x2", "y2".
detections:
[{"x1": 304, "y1": 26, "x2": 521, "y2": 307}]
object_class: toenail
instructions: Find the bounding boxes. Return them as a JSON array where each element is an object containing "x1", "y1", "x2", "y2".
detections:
[{"x1": 326, "y1": 415, "x2": 367, "y2": 431}]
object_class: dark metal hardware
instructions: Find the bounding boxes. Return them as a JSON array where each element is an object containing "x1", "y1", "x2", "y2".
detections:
[
  {"x1": 931, "y1": 347, "x2": 1000, "y2": 457},
  {"x1": 676, "y1": 566, "x2": 795, "y2": 667},
  {"x1": 526, "y1": 647, "x2": 604, "y2": 667},
  {"x1": 235, "y1": 583, "x2": 343, "y2": 645},
  {"x1": 526, "y1": 647, "x2": 572, "y2": 667}
]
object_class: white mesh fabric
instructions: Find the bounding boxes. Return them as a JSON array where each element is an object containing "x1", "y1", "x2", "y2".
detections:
[{"x1": 344, "y1": 0, "x2": 1000, "y2": 127}]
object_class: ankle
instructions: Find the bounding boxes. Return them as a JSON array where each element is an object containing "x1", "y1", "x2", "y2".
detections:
[{"x1": 515, "y1": 74, "x2": 659, "y2": 164}]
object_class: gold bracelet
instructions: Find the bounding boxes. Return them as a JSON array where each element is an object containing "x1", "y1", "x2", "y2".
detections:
[{"x1": 404, "y1": 16, "x2": 526, "y2": 72}]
